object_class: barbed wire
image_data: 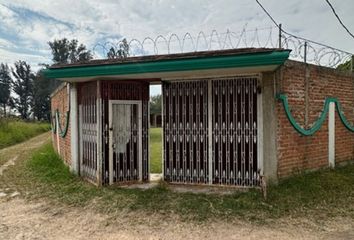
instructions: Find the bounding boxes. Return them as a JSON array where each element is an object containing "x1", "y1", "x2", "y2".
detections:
[
  {"x1": 281, "y1": 32, "x2": 352, "y2": 68},
  {"x1": 92, "y1": 25, "x2": 353, "y2": 69},
  {"x1": 92, "y1": 26, "x2": 278, "y2": 56}
]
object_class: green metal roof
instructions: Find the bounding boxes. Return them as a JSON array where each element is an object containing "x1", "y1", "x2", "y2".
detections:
[{"x1": 43, "y1": 49, "x2": 290, "y2": 79}]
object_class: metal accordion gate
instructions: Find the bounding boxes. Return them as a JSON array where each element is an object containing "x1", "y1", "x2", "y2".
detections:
[
  {"x1": 78, "y1": 81, "x2": 149, "y2": 185},
  {"x1": 163, "y1": 77, "x2": 260, "y2": 187},
  {"x1": 78, "y1": 81, "x2": 98, "y2": 183},
  {"x1": 212, "y1": 77, "x2": 259, "y2": 186},
  {"x1": 163, "y1": 81, "x2": 209, "y2": 183}
]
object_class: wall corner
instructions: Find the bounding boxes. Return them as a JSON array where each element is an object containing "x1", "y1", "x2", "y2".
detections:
[{"x1": 261, "y1": 72, "x2": 278, "y2": 183}]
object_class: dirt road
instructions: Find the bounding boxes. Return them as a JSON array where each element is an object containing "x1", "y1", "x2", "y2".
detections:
[
  {"x1": 1, "y1": 198, "x2": 354, "y2": 240},
  {"x1": 0, "y1": 133, "x2": 353, "y2": 240},
  {"x1": 0, "y1": 132, "x2": 51, "y2": 169}
]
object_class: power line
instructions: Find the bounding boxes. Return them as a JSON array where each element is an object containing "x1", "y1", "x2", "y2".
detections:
[
  {"x1": 255, "y1": 0, "x2": 280, "y2": 28},
  {"x1": 255, "y1": 0, "x2": 352, "y2": 53},
  {"x1": 325, "y1": 0, "x2": 354, "y2": 39}
]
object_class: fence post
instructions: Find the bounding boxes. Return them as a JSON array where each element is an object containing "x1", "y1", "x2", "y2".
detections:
[{"x1": 278, "y1": 23, "x2": 282, "y2": 49}]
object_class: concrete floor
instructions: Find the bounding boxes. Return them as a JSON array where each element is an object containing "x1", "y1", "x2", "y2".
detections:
[{"x1": 122, "y1": 173, "x2": 253, "y2": 195}]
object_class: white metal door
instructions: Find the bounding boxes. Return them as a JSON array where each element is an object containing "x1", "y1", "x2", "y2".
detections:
[{"x1": 109, "y1": 100, "x2": 142, "y2": 184}]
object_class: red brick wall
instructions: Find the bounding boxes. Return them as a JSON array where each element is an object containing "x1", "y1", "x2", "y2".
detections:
[
  {"x1": 276, "y1": 60, "x2": 354, "y2": 177},
  {"x1": 51, "y1": 83, "x2": 71, "y2": 166}
]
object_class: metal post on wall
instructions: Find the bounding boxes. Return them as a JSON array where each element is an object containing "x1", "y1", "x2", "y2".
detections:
[
  {"x1": 279, "y1": 23, "x2": 282, "y2": 48},
  {"x1": 304, "y1": 41, "x2": 308, "y2": 64},
  {"x1": 278, "y1": 23, "x2": 282, "y2": 49}
]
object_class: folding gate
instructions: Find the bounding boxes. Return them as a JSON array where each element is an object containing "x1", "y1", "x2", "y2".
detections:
[
  {"x1": 212, "y1": 77, "x2": 259, "y2": 186},
  {"x1": 79, "y1": 82, "x2": 98, "y2": 183},
  {"x1": 79, "y1": 81, "x2": 149, "y2": 185},
  {"x1": 163, "y1": 77, "x2": 260, "y2": 186},
  {"x1": 163, "y1": 81, "x2": 208, "y2": 183}
]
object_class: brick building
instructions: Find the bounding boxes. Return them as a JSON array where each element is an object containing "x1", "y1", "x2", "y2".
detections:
[{"x1": 46, "y1": 48, "x2": 354, "y2": 186}]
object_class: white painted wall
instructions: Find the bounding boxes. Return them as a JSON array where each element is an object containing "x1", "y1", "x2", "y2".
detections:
[{"x1": 70, "y1": 83, "x2": 79, "y2": 173}]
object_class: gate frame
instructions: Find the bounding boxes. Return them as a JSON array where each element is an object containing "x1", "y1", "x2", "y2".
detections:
[
  {"x1": 257, "y1": 77, "x2": 264, "y2": 176},
  {"x1": 108, "y1": 100, "x2": 143, "y2": 185}
]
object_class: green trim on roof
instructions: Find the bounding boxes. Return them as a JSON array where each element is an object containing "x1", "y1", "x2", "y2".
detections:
[{"x1": 43, "y1": 50, "x2": 290, "y2": 79}]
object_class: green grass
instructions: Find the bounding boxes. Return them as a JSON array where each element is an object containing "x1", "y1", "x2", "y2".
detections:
[
  {"x1": 150, "y1": 128, "x2": 162, "y2": 173},
  {"x1": 0, "y1": 119, "x2": 50, "y2": 149},
  {"x1": 1, "y1": 143, "x2": 354, "y2": 222}
]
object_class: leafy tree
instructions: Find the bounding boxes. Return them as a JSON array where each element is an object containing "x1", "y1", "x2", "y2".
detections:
[
  {"x1": 0, "y1": 63, "x2": 12, "y2": 117},
  {"x1": 42, "y1": 38, "x2": 93, "y2": 120},
  {"x1": 150, "y1": 94, "x2": 162, "y2": 115},
  {"x1": 47, "y1": 38, "x2": 92, "y2": 95},
  {"x1": 11, "y1": 61, "x2": 34, "y2": 120},
  {"x1": 48, "y1": 38, "x2": 93, "y2": 64},
  {"x1": 32, "y1": 71, "x2": 51, "y2": 121},
  {"x1": 107, "y1": 38, "x2": 130, "y2": 59}
]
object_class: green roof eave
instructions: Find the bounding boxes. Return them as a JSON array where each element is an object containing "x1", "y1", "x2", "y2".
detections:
[{"x1": 43, "y1": 50, "x2": 290, "y2": 79}]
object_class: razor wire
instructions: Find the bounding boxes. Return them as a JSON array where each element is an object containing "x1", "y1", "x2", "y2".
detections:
[
  {"x1": 92, "y1": 25, "x2": 353, "y2": 70},
  {"x1": 281, "y1": 32, "x2": 353, "y2": 68},
  {"x1": 92, "y1": 26, "x2": 279, "y2": 57}
]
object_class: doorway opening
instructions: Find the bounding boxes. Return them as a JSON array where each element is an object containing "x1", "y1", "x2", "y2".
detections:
[{"x1": 149, "y1": 84, "x2": 162, "y2": 179}]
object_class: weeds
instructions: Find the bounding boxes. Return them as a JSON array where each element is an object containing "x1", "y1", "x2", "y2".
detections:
[
  {"x1": 1, "y1": 143, "x2": 353, "y2": 222},
  {"x1": 0, "y1": 119, "x2": 50, "y2": 149}
]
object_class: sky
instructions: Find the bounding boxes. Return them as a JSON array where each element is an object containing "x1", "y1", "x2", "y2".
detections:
[{"x1": 0, "y1": 0, "x2": 353, "y2": 95}]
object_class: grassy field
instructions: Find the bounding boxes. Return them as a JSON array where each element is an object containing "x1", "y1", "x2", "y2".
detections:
[
  {"x1": 150, "y1": 128, "x2": 162, "y2": 173},
  {"x1": 0, "y1": 119, "x2": 50, "y2": 149},
  {"x1": 1, "y1": 142, "x2": 354, "y2": 222}
]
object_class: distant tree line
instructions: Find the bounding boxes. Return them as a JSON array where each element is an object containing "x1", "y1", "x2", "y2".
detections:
[
  {"x1": 0, "y1": 61, "x2": 43, "y2": 120},
  {"x1": 0, "y1": 37, "x2": 130, "y2": 121},
  {"x1": 150, "y1": 94, "x2": 161, "y2": 115},
  {"x1": 0, "y1": 38, "x2": 94, "y2": 121}
]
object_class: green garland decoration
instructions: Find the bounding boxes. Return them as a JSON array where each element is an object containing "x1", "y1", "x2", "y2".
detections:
[
  {"x1": 277, "y1": 94, "x2": 354, "y2": 136},
  {"x1": 51, "y1": 109, "x2": 70, "y2": 138}
]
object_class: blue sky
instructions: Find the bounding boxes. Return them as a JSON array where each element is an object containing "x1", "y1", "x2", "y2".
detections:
[{"x1": 0, "y1": 0, "x2": 353, "y2": 95}]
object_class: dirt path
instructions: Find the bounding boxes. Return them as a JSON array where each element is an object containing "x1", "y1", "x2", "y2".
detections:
[
  {"x1": 1, "y1": 133, "x2": 354, "y2": 239},
  {"x1": 0, "y1": 132, "x2": 51, "y2": 168},
  {"x1": 1, "y1": 198, "x2": 353, "y2": 240},
  {"x1": 0, "y1": 132, "x2": 50, "y2": 198}
]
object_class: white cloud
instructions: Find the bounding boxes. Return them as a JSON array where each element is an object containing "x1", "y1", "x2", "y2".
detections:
[
  {"x1": 0, "y1": 0, "x2": 353, "y2": 68},
  {"x1": 0, "y1": 48, "x2": 48, "y2": 71}
]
